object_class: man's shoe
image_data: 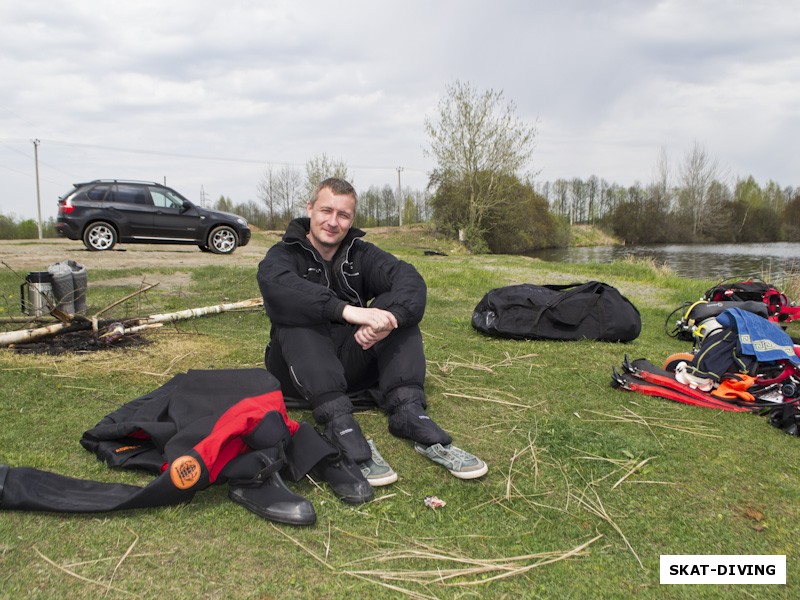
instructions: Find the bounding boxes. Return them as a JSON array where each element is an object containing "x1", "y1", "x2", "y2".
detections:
[
  {"x1": 313, "y1": 456, "x2": 374, "y2": 504},
  {"x1": 414, "y1": 443, "x2": 488, "y2": 480},
  {"x1": 359, "y1": 439, "x2": 398, "y2": 487}
]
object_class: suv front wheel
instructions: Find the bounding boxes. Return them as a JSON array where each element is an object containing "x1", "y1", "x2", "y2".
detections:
[
  {"x1": 83, "y1": 221, "x2": 118, "y2": 251},
  {"x1": 208, "y1": 225, "x2": 238, "y2": 254}
]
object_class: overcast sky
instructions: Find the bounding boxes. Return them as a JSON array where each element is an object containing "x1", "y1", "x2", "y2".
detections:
[{"x1": 2, "y1": 0, "x2": 799, "y2": 222}]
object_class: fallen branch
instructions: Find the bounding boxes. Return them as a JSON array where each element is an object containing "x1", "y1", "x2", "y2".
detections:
[
  {"x1": 93, "y1": 282, "x2": 160, "y2": 318},
  {"x1": 0, "y1": 321, "x2": 73, "y2": 346},
  {"x1": 136, "y1": 298, "x2": 263, "y2": 325},
  {"x1": 0, "y1": 316, "x2": 57, "y2": 324}
]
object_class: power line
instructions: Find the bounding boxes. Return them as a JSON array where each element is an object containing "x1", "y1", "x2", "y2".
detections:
[{"x1": 38, "y1": 138, "x2": 429, "y2": 174}]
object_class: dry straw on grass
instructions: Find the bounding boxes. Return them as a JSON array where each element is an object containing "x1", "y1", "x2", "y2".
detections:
[
  {"x1": 580, "y1": 406, "x2": 722, "y2": 445},
  {"x1": 271, "y1": 522, "x2": 602, "y2": 598},
  {"x1": 33, "y1": 527, "x2": 174, "y2": 598},
  {"x1": 571, "y1": 486, "x2": 643, "y2": 568},
  {"x1": 430, "y1": 351, "x2": 541, "y2": 376}
]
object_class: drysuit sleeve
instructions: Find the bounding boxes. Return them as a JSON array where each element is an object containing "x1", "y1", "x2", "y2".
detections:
[
  {"x1": 358, "y1": 243, "x2": 427, "y2": 327},
  {"x1": 257, "y1": 244, "x2": 347, "y2": 326}
]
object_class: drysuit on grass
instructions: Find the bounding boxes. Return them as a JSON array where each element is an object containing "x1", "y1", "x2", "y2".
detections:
[{"x1": 0, "y1": 369, "x2": 355, "y2": 524}]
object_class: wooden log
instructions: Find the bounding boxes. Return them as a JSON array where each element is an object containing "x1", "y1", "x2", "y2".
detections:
[
  {"x1": 136, "y1": 298, "x2": 263, "y2": 325},
  {"x1": 0, "y1": 322, "x2": 83, "y2": 346}
]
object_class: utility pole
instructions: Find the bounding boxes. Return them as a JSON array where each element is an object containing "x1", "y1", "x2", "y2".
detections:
[
  {"x1": 32, "y1": 139, "x2": 42, "y2": 239},
  {"x1": 396, "y1": 166, "x2": 404, "y2": 226}
]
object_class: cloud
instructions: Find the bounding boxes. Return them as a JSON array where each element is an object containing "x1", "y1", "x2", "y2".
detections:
[{"x1": 1, "y1": 0, "x2": 799, "y2": 221}]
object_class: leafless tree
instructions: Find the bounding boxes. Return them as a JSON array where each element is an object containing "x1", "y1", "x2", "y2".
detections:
[
  {"x1": 650, "y1": 147, "x2": 673, "y2": 212},
  {"x1": 276, "y1": 165, "x2": 303, "y2": 218},
  {"x1": 678, "y1": 141, "x2": 724, "y2": 237},
  {"x1": 256, "y1": 166, "x2": 280, "y2": 227},
  {"x1": 304, "y1": 154, "x2": 351, "y2": 202}
]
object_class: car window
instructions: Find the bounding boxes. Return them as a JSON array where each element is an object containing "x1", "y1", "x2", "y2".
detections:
[
  {"x1": 111, "y1": 185, "x2": 150, "y2": 205},
  {"x1": 150, "y1": 188, "x2": 186, "y2": 210},
  {"x1": 86, "y1": 184, "x2": 113, "y2": 201}
]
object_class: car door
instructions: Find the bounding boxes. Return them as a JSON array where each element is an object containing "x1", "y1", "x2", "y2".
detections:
[
  {"x1": 105, "y1": 184, "x2": 155, "y2": 239},
  {"x1": 147, "y1": 186, "x2": 203, "y2": 242}
]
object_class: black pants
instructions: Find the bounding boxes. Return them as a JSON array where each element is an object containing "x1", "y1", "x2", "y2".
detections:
[{"x1": 266, "y1": 323, "x2": 452, "y2": 447}]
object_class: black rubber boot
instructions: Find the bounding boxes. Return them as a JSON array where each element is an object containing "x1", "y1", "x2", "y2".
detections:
[
  {"x1": 222, "y1": 414, "x2": 317, "y2": 527},
  {"x1": 226, "y1": 448, "x2": 316, "y2": 526},
  {"x1": 228, "y1": 473, "x2": 316, "y2": 526},
  {"x1": 313, "y1": 455, "x2": 373, "y2": 505}
]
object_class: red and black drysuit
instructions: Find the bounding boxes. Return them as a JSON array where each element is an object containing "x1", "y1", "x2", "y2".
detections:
[
  {"x1": 257, "y1": 218, "x2": 451, "y2": 463},
  {"x1": 0, "y1": 369, "x2": 334, "y2": 514}
]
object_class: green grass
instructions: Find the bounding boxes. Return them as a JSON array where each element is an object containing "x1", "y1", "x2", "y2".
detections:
[{"x1": 1, "y1": 233, "x2": 798, "y2": 599}]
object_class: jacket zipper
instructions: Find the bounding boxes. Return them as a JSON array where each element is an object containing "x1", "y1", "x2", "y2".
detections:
[{"x1": 338, "y1": 238, "x2": 364, "y2": 307}]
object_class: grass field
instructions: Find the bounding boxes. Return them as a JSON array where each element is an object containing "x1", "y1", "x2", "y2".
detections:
[{"x1": 1, "y1": 229, "x2": 797, "y2": 599}]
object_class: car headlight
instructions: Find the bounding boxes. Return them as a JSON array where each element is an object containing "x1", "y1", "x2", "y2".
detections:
[{"x1": 237, "y1": 218, "x2": 247, "y2": 226}]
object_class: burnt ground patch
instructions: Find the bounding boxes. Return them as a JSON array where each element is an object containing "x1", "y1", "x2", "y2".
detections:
[{"x1": 10, "y1": 329, "x2": 150, "y2": 355}]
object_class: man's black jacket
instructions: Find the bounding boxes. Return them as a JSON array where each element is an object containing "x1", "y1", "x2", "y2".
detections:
[{"x1": 257, "y1": 218, "x2": 427, "y2": 328}]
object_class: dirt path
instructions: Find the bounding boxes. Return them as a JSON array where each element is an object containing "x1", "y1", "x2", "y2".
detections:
[{"x1": 0, "y1": 237, "x2": 275, "y2": 272}]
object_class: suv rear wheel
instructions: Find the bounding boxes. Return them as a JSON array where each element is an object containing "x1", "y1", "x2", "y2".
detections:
[
  {"x1": 83, "y1": 221, "x2": 117, "y2": 251},
  {"x1": 208, "y1": 225, "x2": 238, "y2": 254}
]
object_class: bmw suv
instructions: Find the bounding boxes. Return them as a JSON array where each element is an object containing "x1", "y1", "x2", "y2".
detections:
[{"x1": 56, "y1": 180, "x2": 251, "y2": 254}]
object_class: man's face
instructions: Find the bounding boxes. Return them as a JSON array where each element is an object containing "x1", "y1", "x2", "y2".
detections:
[{"x1": 306, "y1": 187, "x2": 356, "y2": 255}]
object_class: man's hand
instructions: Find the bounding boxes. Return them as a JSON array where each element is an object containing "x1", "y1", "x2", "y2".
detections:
[
  {"x1": 342, "y1": 306, "x2": 398, "y2": 332},
  {"x1": 353, "y1": 325, "x2": 392, "y2": 350},
  {"x1": 342, "y1": 306, "x2": 398, "y2": 350}
]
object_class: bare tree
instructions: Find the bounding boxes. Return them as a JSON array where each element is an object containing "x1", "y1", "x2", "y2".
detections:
[
  {"x1": 650, "y1": 147, "x2": 673, "y2": 212},
  {"x1": 678, "y1": 141, "x2": 723, "y2": 237},
  {"x1": 304, "y1": 154, "x2": 351, "y2": 201},
  {"x1": 551, "y1": 179, "x2": 570, "y2": 222},
  {"x1": 424, "y1": 80, "x2": 537, "y2": 248},
  {"x1": 570, "y1": 178, "x2": 586, "y2": 223},
  {"x1": 257, "y1": 166, "x2": 280, "y2": 227},
  {"x1": 379, "y1": 185, "x2": 397, "y2": 225},
  {"x1": 276, "y1": 165, "x2": 303, "y2": 219},
  {"x1": 586, "y1": 175, "x2": 599, "y2": 224},
  {"x1": 408, "y1": 188, "x2": 433, "y2": 223}
]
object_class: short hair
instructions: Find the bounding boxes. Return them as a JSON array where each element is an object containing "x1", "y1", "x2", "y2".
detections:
[{"x1": 311, "y1": 177, "x2": 358, "y2": 207}]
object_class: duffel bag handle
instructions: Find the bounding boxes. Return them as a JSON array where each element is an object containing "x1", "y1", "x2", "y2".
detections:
[{"x1": 531, "y1": 282, "x2": 606, "y2": 326}]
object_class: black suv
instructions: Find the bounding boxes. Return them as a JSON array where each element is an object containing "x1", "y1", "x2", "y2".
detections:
[{"x1": 56, "y1": 180, "x2": 251, "y2": 254}]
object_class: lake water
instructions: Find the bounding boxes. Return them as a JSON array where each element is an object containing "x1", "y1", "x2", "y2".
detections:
[{"x1": 527, "y1": 242, "x2": 800, "y2": 281}]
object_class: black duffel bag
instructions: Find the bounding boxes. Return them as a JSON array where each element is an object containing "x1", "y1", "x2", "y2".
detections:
[{"x1": 471, "y1": 281, "x2": 641, "y2": 342}]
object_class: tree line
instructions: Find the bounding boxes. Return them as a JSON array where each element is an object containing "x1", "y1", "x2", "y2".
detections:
[
  {"x1": 215, "y1": 153, "x2": 433, "y2": 232},
  {"x1": 0, "y1": 214, "x2": 58, "y2": 239},
  {"x1": 537, "y1": 144, "x2": 800, "y2": 245}
]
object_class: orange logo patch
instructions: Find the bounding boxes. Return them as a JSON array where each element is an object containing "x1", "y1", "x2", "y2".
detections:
[{"x1": 170, "y1": 455, "x2": 201, "y2": 490}]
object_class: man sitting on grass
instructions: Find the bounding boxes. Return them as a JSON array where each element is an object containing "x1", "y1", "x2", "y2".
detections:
[{"x1": 257, "y1": 177, "x2": 487, "y2": 497}]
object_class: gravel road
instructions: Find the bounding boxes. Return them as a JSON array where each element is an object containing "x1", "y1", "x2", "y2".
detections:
[{"x1": 0, "y1": 237, "x2": 275, "y2": 272}]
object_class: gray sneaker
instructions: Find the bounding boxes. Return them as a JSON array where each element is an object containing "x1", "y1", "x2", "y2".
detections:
[
  {"x1": 414, "y1": 443, "x2": 488, "y2": 480},
  {"x1": 359, "y1": 439, "x2": 398, "y2": 487}
]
